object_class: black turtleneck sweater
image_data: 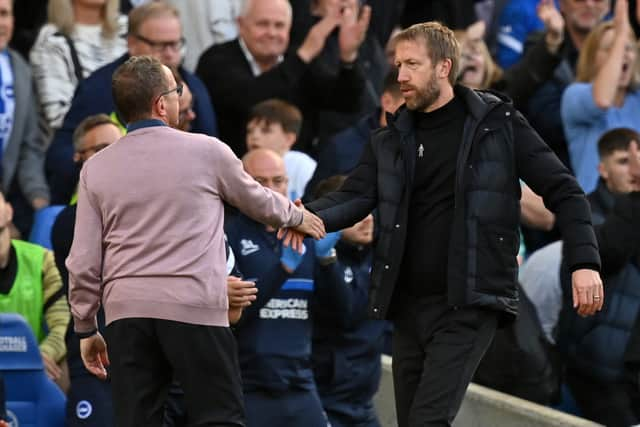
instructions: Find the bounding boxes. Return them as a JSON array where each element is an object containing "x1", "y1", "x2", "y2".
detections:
[{"x1": 398, "y1": 95, "x2": 467, "y2": 297}]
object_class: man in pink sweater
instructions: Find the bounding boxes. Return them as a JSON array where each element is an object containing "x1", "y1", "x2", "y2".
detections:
[{"x1": 66, "y1": 55, "x2": 325, "y2": 426}]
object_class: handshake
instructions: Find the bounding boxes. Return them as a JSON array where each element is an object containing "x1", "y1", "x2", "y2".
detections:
[{"x1": 277, "y1": 199, "x2": 327, "y2": 253}]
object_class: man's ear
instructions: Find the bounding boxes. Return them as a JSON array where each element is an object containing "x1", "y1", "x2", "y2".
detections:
[
  {"x1": 284, "y1": 132, "x2": 297, "y2": 149},
  {"x1": 598, "y1": 162, "x2": 609, "y2": 181},
  {"x1": 2, "y1": 201, "x2": 13, "y2": 224},
  {"x1": 439, "y1": 58, "x2": 453, "y2": 80},
  {"x1": 153, "y1": 96, "x2": 166, "y2": 119}
]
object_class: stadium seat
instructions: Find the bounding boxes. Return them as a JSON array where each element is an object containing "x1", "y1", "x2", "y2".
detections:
[
  {"x1": 28, "y1": 205, "x2": 65, "y2": 250},
  {"x1": 0, "y1": 313, "x2": 65, "y2": 427}
]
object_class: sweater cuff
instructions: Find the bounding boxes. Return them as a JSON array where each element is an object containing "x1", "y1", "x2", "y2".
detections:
[
  {"x1": 569, "y1": 263, "x2": 601, "y2": 274},
  {"x1": 74, "y1": 317, "x2": 98, "y2": 334}
]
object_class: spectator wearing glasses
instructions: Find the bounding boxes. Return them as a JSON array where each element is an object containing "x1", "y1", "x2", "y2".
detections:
[
  {"x1": 45, "y1": 1, "x2": 218, "y2": 205},
  {"x1": 29, "y1": 0, "x2": 127, "y2": 135}
]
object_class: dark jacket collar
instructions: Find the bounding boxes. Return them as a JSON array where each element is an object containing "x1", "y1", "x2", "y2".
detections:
[
  {"x1": 590, "y1": 179, "x2": 617, "y2": 215},
  {"x1": 385, "y1": 85, "x2": 509, "y2": 136}
]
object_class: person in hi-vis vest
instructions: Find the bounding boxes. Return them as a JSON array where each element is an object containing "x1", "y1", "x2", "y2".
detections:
[{"x1": 0, "y1": 191, "x2": 70, "y2": 391}]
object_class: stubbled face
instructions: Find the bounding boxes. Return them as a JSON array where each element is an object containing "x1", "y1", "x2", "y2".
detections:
[
  {"x1": 177, "y1": 82, "x2": 196, "y2": 131},
  {"x1": 341, "y1": 214, "x2": 374, "y2": 246},
  {"x1": 246, "y1": 120, "x2": 292, "y2": 155},
  {"x1": 0, "y1": 0, "x2": 13, "y2": 51},
  {"x1": 245, "y1": 151, "x2": 289, "y2": 197},
  {"x1": 74, "y1": 123, "x2": 122, "y2": 164},
  {"x1": 160, "y1": 66, "x2": 181, "y2": 128},
  {"x1": 395, "y1": 39, "x2": 441, "y2": 112},
  {"x1": 600, "y1": 149, "x2": 635, "y2": 194},
  {"x1": 129, "y1": 15, "x2": 183, "y2": 68},
  {"x1": 238, "y1": 0, "x2": 291, "y2": 64},
  {"x1": 594, "y1": 29, "x2": 637, "y2": 90},
  {"x1": 560, "y1": 0, "x2": 610, "y2": 35}
]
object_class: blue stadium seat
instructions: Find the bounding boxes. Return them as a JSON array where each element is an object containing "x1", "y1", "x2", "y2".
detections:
[
  {"x1": 28, "y1": 205, "x2": 65, "y2": 250},
  {"x1": 0, "y1": 314, "x2": 65, "y2": 427}
]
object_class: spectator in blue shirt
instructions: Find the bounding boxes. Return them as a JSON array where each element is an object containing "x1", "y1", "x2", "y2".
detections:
[{"x1": 561, "y1": 0, "x2": 640, "y2": 193}]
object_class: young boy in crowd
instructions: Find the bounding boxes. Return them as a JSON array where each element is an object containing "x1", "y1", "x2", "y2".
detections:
[{"x1": 246, "y1": 99, "x2": 316, "y2": 201}]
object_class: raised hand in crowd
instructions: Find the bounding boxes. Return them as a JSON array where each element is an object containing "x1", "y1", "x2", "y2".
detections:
[
  {"x1": 593, "y1": 0, "x2": 633, "y2": 108},
  {"x1": 572, "y1": 268, "x2": 605, "y2": 317},
  {"x1": 537, "y1": 0, "x2": 564, "y2": 53},
  {"x1": 227, "y1": 276, "x2": 258, "y2": 324},
  {"x1": 615, "y1": 0, "x2": 633, "y2": 37},
  {"x1": 296, "y1": 11, "x2": 340, "y2": 63},
  {"x1": 338, "y1": 3, "x2": 372, "y2": 62}
]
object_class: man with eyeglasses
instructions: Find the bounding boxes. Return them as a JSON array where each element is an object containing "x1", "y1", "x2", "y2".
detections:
[
  {"x1": 45, "y1": 1, "x2": 218, "y2": 206},
  {"x1": 66, "y1": 55, "x2": 325, "y2": 427}
]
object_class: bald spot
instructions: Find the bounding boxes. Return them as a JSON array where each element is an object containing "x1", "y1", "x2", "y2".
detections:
[
  {"x1": 242, "y1": 148, "x2": 285, "y2": 176},
  {"x1": 240, "y1": 0, "x2": 292, "y2": 20}
]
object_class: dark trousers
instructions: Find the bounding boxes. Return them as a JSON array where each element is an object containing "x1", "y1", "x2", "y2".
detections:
[
  {"x1": 244, "y1": 388, "x2": 328, "y2": 427},
  {"x1": 66, "y1": 374, "x2": 114, "y2": 426},
  {"x1": 566, "y1": 368, "x2": 640, "y2": 427},
  {"x1": 326, "y1": 404, "x2": 380, "y2": 427},
  {"x1": 391, "y1": 295, "x2": 498, "y2": 427},
  {"x1": 105, "y1": 318, "x2": 245, "y2": 427}
]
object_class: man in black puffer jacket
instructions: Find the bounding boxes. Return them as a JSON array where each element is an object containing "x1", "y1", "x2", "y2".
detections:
[{"x1": 297, "y1": 22, "x2": 603, "y2": 427}]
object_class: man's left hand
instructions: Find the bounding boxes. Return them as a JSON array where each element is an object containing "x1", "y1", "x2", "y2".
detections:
[
  {"x1": 571, "y1": 268, "x2": 604, "y2": 317},
  {"x1": 80, "y1": 332, "x2": 109, "y2": 380}
]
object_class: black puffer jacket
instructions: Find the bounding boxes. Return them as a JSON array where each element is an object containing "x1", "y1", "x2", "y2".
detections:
[{"x1": 307, "y1": 85, "x2": 600, "y2": 321}]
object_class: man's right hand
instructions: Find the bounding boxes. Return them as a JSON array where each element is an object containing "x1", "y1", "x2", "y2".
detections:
[
  {"x1": 227, "y1": 276, "x2": 257, "y2": 308},
  {"x1": 296, "y1": 207, "x2": 326, "y2": 239},
  {"x1": 80, "y1": 332, "x2": 109, "y2": 380},
  {"x1": 278, "y1": 201, "x2": 326, "y2": 253}
]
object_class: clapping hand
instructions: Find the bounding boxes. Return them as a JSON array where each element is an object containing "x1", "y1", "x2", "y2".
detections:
[
  {"x1": 338, "y1": 4, "x2": 371, "y2": 63},
  {"x1": 538, "y1": 0, "x2": 564, "y2": 51}
]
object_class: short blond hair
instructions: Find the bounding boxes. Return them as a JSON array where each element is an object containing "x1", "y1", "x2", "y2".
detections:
[
  {"x1": 394, "y1": 22, "x2": 461, "y2": 86},
  {"x1": 48, "y1": 0, "x2": 120, "y2": 38}
]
